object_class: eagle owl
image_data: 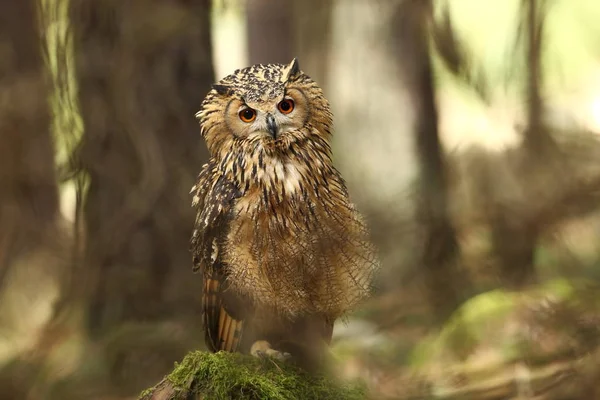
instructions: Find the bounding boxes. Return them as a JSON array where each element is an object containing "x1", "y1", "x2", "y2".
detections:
[{"x1": 190, "y1": 59, "x2": 378, "y2": 368}]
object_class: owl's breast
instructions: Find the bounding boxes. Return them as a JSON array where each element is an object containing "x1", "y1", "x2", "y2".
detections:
[{"x1": 221, "y1": 180, "x2": 377, "y2": 318}]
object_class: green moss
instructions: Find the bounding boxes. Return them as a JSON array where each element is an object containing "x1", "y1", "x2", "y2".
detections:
[{"x1": 142, "y1": 351, "x2": 366, "y2": 400}]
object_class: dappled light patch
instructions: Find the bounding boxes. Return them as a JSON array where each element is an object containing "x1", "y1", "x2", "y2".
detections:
[{"x1": 400, "y1": 278, "x2": 600, "y2": 398}]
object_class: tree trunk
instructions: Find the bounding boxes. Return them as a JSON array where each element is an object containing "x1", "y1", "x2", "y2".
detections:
[
  {"x1": 0, "y1": 4, "x2": 62, "y2": 397},
  {"x1": 0, "y1": 0, "x2": 59, "y2": 288},
  {"x1": 293, "y1": 0, "x2": 333, "y2": 88},
  {"x1": 246, "y1": 0, "x2": 294, "y2": 65},
  {"x1": 492, "y1": 0, "x2": 554, "y2": 288},
  {"x1": 392, "y1": 0, "x2": 471, "y2": 322},
  {"x1": 68, "y1": 0, "x2": 214, "y2": 391}
]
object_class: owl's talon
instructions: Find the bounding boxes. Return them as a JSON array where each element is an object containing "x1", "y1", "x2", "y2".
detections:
[
  {"x1": 250, "y1": 340, "x2": 291, "y2": 362},
  {"x1": 265, "y1": 348, "x2": 291, "y2": 362},
  {"x1": 250, "y1": 340, "x2": 271, "y2": 357}
]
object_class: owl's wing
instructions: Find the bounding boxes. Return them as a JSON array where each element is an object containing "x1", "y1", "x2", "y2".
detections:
[
  {"x1": 191, "y1": 165, "x2": 245, "y2": 352},
  {"x1": 203, "y1": 264, "x2": 246, "y2": 352}
]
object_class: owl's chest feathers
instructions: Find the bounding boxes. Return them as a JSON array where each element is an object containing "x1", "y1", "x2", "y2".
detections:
[
  {"x1": 206, "y1": 149, "x2": 371, "y2": 317},
  {"x1": 223, "y1": 147, "x2": 334, "y2": 214},
  {"x1": 250, "y1": 157, "x2": 307, "y2": 198}
]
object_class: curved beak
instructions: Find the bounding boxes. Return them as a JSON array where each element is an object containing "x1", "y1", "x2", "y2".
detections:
[{"x1": 266, "y1": 113, "x2": 278, "y2": 139}]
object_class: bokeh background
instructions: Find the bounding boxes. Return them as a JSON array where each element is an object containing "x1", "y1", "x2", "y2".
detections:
[{"x1": 2, "y1": 0, "x2": 600, "y2": 398}]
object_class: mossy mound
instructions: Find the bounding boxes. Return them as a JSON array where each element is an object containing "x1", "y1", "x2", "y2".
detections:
[
  {"x1": 140, "y1": 351, "x2": 367, "y2": 400},
  {"x1": 407, "y1": 278, "x2": 600, "y2": 398},
  {"x1": 410, "y1": 278, "x2": 588, "y2": 369}
]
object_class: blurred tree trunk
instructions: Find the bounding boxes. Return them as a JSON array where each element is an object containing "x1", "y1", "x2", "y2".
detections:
[
  {"x1": 492, "y1": 0, "x2": 553, "y2": 288},
  {"x1": 392, "y1": 0, "x2": 471, "y2": 322},
  {"x1": 246, "y1": 0, "x2": 333, "y2": 87},
  {"x1": 0, "y1": 0, "x2": 59, "y2": 288},
  {"x1": 246, "y1": 0, "x2": 294, "y2": 64},
  {"x1": 0, "y1": 4, "x2": 63, "y2": 396},
  {"x1": 522, "y1": 0, "x2": 547, "y2": 152},
  {"x1": 293, "y1": 0, "x2": 333, "y2": 87},
  {"x1": 67, "y1": 0, "x2": 214, "y2": 390}
]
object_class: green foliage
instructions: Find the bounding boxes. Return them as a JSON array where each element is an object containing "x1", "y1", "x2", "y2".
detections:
[
  {"x1": 402, "y1": 278, "x2": 600, "y2": 398},
  {"x1": 410, "y1": 278, "x2": 587, "y2": 369},
  {"x1": 141, "y1": 351, "x2": 367, "y2": 400}
]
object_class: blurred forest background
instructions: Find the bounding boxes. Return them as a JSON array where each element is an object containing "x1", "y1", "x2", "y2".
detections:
[{"x1": 1, "y1": 0, "x2": 600, "y2": 399}]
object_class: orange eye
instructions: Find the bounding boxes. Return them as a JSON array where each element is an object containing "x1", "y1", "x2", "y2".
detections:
[
  {"x1": 277, "y1": 99, "x2": 294, "y2": 114},
  {"x1": 239, "y1": 108, "x2": 256, "y2": 123}
]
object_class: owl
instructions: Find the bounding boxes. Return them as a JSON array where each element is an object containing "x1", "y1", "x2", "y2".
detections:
[{"x1": 190, "y1": 59, "x2": 378, "y2": 368}]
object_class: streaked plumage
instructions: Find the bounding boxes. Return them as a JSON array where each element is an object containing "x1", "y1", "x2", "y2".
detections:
[{"x1": 190, "y1": 59, "x2": 378, "y2": 367}]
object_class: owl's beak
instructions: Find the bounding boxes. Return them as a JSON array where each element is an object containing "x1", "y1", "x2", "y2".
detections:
[{"x1": 266, "y1": 113, "x2": 278, "y2": 139}]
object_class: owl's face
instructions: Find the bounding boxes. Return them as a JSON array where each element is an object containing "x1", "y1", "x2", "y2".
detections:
[
  {"x1": 197, "y1": 59, "x2": 332, "y2": 158},
  {"x1": 216, "y1": 85, "x2": 309, "y2": 143}
]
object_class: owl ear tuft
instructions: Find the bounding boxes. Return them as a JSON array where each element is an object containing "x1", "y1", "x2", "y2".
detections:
[
  {"x1": 212, "y1": 84, "x2": 232, "y2": 96},
  {"x1": 284, "y1": 58, "x2": 301, "y2": 81}
]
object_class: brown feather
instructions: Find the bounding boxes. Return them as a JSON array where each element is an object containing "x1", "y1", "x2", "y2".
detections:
[{"x1": 202, "y1": 275, "x2": 244, "y2": 352}]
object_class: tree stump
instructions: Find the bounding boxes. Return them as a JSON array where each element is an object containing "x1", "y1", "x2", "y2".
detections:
[{"x1": 139, "y1": 351, "x2": 366, "y2": 400}]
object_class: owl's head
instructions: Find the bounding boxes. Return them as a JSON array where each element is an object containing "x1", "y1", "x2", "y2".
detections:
[{"x1": 196, "y1": 59, "x2": 332, "y2": 158}]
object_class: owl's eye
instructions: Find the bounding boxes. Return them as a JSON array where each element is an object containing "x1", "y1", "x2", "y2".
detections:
[
  {"x1": 277, "y1": 99, "x2": 294, "y2": 114},
  {"x1": 239, "y1": 108, "x2": 256, "y2": 123}
]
